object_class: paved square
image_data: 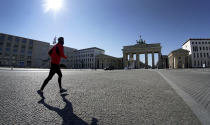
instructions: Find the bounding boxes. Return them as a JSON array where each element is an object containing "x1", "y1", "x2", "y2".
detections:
[{"x1": 0, "y1": 69, "x2": 206, "y2": 125}]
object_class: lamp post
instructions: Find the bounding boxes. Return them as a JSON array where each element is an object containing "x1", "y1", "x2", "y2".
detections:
[{"x1": 11, "y1": 56, "x2": 15, "y2": 70}]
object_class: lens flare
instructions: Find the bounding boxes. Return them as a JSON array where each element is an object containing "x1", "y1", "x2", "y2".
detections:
[{"x1": 43, "y1": 0, "x2": 63, "y2": 13}]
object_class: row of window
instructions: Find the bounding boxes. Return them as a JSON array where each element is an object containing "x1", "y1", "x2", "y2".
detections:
[
  {"x1": 75, "y1": 58, "x2": 95, "y2": 63},
  {"x1": 0, "y1": 55, "x2": 32, "y2": 60},
  {"x1": 0, "y1": 60, "x2": 32, "y2": 66},
  {"x1": 193, "y1": 46, "x2": 210, "y2": 51},
  {"x1": 2, "y1": 48, "x2": 32, "y2": 55},
  {"x1": 0, "y1": 35, "x2": 33, "y2": 45},
  {"x1": 76, "y1": 54, "x2": 94, "y2": 58},
  {"x1": 0, "y1": 34, "x2": 5, "y2": 41},
  {"x1": 192, "y1": 41, "x2": 210, "y2": 45},
  {"x1": 3, "y1": 42, "x2": 33, "y2": 47},
  {"x1": 194, "y1": 60, "x2": 210, "y2": 67},
  {"x1": 193, "y1": 53, "x2": 209, "y2": 58},
  {"x1": 0, "y1": 42, "x2": 33, "y2": 52}
]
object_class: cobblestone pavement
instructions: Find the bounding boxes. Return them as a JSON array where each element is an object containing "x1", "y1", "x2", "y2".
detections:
[
  {"x1": 0, "y1": 69, "x2": 201, "y2": 125},
  {"x1": 158, "y1": 69, "x2": 210, "y2": 124}
]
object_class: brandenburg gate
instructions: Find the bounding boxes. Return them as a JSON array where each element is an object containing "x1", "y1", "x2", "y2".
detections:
[{"x1": 122, "y1": 37, "x2": 162, "y2": 69}]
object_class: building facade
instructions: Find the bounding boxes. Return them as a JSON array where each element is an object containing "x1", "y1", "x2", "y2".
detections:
[
  {"x1": 0, "y1": 33, "x2": 106, "y2": 69},
  {"x1": 0, "y1": 33, "x2": 50, "y2": 68},
  {"x1": 168, "y1": 48, "x2": 189, "y2": 69},
  {"x1": 182, "y1": 39, "x2": 210, "y2": 68},
  {"x1": 96, "y1": 54, "x2": 123, "y2": 69},
  {"x1": 73, "y1": 47, "x2": 104, "y2": 69},
  {"x1": 122, "y1": 37, "x2": 162, "y2": 69}
]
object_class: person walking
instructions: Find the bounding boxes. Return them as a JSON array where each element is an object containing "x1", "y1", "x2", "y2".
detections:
[{"x1": 38, "y1": 37, "x2": 67, "y2": 94}]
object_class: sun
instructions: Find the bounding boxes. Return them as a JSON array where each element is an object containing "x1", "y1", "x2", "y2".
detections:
[{"x1": 43, "y1": 0, "x2": 64, "y2": 13}]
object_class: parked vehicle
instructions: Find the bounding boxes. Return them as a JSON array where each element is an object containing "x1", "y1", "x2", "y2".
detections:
[{"x1": 104, "y1": 66, "x2": 114, "y2": 70}]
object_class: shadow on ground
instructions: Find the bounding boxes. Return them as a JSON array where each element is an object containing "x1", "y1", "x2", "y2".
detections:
[{"x1": 38, "y1": 93, "x2": 98, "y2": 125}]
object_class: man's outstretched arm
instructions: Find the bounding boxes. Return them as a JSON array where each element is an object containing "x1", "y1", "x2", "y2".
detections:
[{"x1": 60, "y1": 46, "x2": 67, "y2": 59}]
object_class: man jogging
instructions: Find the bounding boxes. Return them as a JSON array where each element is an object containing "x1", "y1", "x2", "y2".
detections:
[{"x1": 38, "y1": 37, "x2": 67, "y2": 93}]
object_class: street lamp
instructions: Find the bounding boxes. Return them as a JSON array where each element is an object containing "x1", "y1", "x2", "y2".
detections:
[{"x1": 11, "y1": 56, "x2": 15, "y2": 70}]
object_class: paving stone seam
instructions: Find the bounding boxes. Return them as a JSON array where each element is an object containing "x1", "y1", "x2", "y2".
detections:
[{"x1": 155, "y1": 70, "x2": 210, "y2": 125}]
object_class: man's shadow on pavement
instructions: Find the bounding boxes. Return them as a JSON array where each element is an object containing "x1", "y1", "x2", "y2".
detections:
[{"x1": 38, "y1": 93, "x2": 98, "y2": 125}]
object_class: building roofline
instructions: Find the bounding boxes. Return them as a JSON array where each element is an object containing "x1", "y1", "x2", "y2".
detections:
[
  {"x1": 96, "y1": 54, "x2": 121, "y2": 59},
  {"x1": 0, "y1": 32, "x2": 50, "y2": 44},
  {"x1": 76, "y1": 47, "x2": 105, "y2": 52},
  {"x1": 168, "y1": 48, "x2": 189, "y2": 56},
  {"x1": 63, "y1": 46, "x2": 77, "y2": 50},
  {"x1": 183, "y1": 38, "x2": 210, "y2": 45}
]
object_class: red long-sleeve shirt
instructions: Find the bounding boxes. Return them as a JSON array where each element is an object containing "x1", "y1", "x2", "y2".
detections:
[{"x1": 49, "y1": 43, "x2": 67, "y2": 65}]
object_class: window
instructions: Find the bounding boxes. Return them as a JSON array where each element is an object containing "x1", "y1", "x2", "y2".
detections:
[
  {"x1": 192, "y1": 42, "x2": 194, "y2": 44},
  {"x1": 0, "y1": 41, "x2": 3, "y2": 46},
  {"x1": 203, "y1": 47, "x2": 205, "y2": 50},
  {"x1": 21, "y1": 49, "x2": 25, "y2": 54},
  {"x1": 205, "y1": 42, "x2": 207, "y2": 44},
  {"x1": 29, "y1": 40, "x2": 33, "y2": 45},
  {"x1": 196, "y1": 42, "x2": 197, "y2": 44},
  {"x1": 27, "y1": 50, "x2": 32, "y2": 55},
  {"x1": 22, "y1": 39, "x2": 27, "y2": 43},
  {"x1": 5, "y1": 52, "x2": 10, "y2": 56},
  {"x1": 27, "y1": 56, "x2": 32, "y2": 59},
  {"x1": 194, "y1": 53, "x2": 196, "y2": 58},
  {"x1": 15, "y1": 37, "x2": 19, "y2": 42},
  {"x1": 0, "y1": 34, "x2": 5, "y2": 41},
  {"x1": 178, "y1": 57, "x2": 181, "y2": 59},
  {"x1": 12, "y1": 54, "x2": 17, "y2": 58},
  {"x1": 207, "y1": 53, "x2": 209, "y2": 57},
  {"x1": 21, "y1": 45, "x2": 26, "y2": 48},
  {"x1": 198, "y1": 60, "x2": 200, "y2": 66},
  {"x1": 200, "y1": 53, "x2": 202, "y2": 58},
  {"x1": 206, "y1": 47, "x2": 208, "y2": 50},
  {"x1": 195, "y1": 47, "x2": 198, "y2": 51},
  {"x1": 13, "y1": 49, "x2": 18, "y2": 53},
  {"x1": 6, "y1": 42, "x2": 11, "y2": 47},
  {"x1": 6, "y1": 48, "x2": 10, "y2": 52},
  {"x1": 204, "y1": 53, "x2": 206, "y2": 57},
  {"x1": 197, "y1": 53, "x2": 199, "y2": 58},
  {"x1": 13, "y1": 44, "x2": 18, "y2": 48},
  {"x1": 199, "y1": 42, "x2": 201, "y2": 44},
  {"x1": 27, "y1": 61, "x2": 32, "y2": 66},
  {"x1": 20, "y1": 55, "x2": 25, "y2": 59},
  {"x1": 7, "y1": 35, "x2": 13, "y2": 41},
  {"x1": 14, "y1": 38, "x2": 19, "y2": 47},
  {"x1": 200, "y1": 47, "x2": 202, "y2": 50},
  {"x1": 202, "y1": 42, "x2": 204, "y2": 44}
]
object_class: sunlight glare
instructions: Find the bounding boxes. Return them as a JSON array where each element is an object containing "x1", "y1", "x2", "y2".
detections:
[{"x1": 43, "y1": 0, "x2": 64, "y2": 13}]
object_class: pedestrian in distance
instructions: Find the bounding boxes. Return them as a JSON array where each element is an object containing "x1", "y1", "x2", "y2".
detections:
[{"x1": 38, "y1": 37, "x2": 67, "y2": 94}]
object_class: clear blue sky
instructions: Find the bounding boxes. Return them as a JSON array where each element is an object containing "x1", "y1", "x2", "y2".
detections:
[{"x1": 0, "y1": 0, "x2": 210, "y2": 57}]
